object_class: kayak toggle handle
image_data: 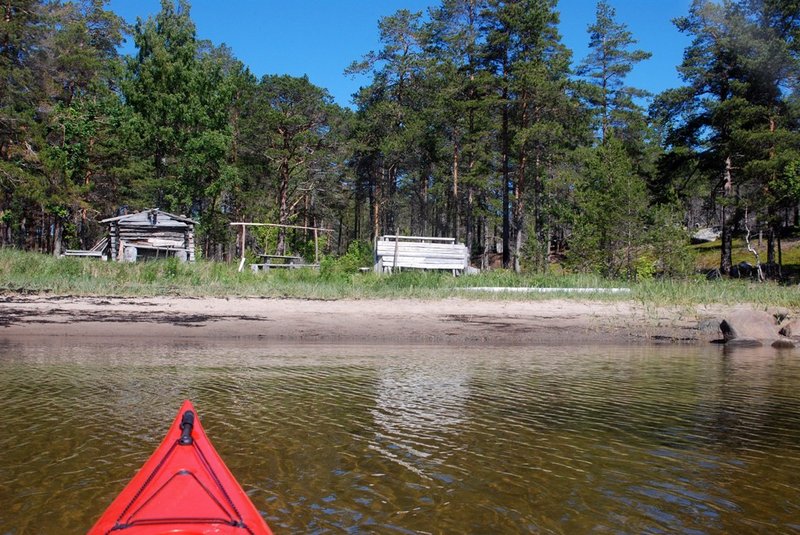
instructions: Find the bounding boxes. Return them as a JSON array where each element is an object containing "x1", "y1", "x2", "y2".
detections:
[{"x1": 179, "y1": 410, "x2": 194, "y2": 445}]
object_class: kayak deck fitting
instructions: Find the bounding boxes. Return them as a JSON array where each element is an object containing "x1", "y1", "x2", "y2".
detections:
[{"x1": 88, "y1": 400, "x2": 273, "y2": 534}]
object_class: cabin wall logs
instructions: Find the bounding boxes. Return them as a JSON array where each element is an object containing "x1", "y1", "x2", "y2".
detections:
[{"x1": 108, "y1": 224, "x2": 195, "y2": 262}]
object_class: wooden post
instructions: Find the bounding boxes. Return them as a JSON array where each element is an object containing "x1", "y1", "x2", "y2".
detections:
[
  {"x1": 238, "y1": 224, "x2": 247, "y2": 273},
  {"x1": 392, "y1": 231, "x2": 400, "y2": 274},
  {"x1": 314, "y1": 228, "x2": 319, "y2": 264}
]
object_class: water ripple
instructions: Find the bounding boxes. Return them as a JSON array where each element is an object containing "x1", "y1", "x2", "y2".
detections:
[{"x1": 0, "y1": 342, "x2": 799, "y2": 533}]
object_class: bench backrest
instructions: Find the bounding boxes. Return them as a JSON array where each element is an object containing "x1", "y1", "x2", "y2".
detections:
[{"x1": 375, "y1": 236, "x2": 469, "y2": 271}]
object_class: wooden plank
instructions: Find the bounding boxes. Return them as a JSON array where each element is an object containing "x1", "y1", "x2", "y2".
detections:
[
  {"x1": 111, "y1": 211, "x2": 191, "y2": 227},
  {"x1": 101, "y1": 209, "x2": 197, "y2": 225},
  {"x1": 376, "y1": 245, "x2": 466, "y2": 253},
  {"x1": 379, "y1": 261, "x2": 467, "y2": 267},
  {"x1": 377, "y1": 251, "x2": 468, "y2": 260},
  {"x1": 230, "y1": 222, "x2": 333, "y2": 232},
  {"x1": 382, "y1": 262, "x2": 466, "y2": 270},
  {"x1": 459, "y1": 287, "x2": 631, "y2": 294},
  {"x1": 147, "y1": 238, "x2": 184, "y2": 247},
  {"x1": 251, "y1": 263, "x2": 319, "y2": 271},
  {"x1": 379, "y1": 244, "x2": 461, "y2": 251},
  {"x1": 89, "y1": 237, "x2": 108, "y2": 252},
  {"x1": 63, "y1": 250, "x2": 104, "y2": 257},
  {"x1": 264, "y1": 263, "x2": 317, "y2": 268},
  {"x1": 128, "y1": 244, "x2": 188, "y2": 252},
  {"x1": 379, "y1": 235, "x2": 455, "y2": 242},
  {"x1": 116, "y1": 230, "x2": 187, "y2": 236},
  {"x1": 380, "y1": 252, "x2": 467, "y2": 260},
  {"x1": 378, "y1": 256, "x2": 468, "y2": 264},
  {"x1": 381, "y1": 255, "x2": 466, "y2": 265}
]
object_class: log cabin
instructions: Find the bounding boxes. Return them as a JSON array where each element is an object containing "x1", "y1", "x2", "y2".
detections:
[{"x1": 101, "y1": 209, "x2": 197, "y2": 262}]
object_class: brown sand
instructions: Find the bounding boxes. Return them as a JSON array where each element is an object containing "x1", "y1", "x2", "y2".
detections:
[{"x1": 0, "y1": 294, "x2": 760, "y2": 345}]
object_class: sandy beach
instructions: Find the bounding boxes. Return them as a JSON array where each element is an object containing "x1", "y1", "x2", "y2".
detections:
[{"x1": 0, "y1": 294, "x2": 763, "y2": 345}]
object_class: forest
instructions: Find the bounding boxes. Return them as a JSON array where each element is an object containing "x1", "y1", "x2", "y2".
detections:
[{"x1": 1, "y1": 0, "x2": 798, "y2": 279}]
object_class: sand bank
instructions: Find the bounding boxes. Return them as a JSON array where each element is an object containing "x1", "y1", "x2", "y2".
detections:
[{"x1": 0, "y1": 294, "x2": 753, "y2": 345}]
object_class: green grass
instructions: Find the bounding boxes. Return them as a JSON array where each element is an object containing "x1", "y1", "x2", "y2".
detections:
[
  {"x1": 692, "y1": 236, "x2": 800, "y2": 283},
  {"x1": 693, "y1": 237, "x2": 800, "y2": 271},
  {"x1": 2, "y1": 248, "x2": 799, "y2": 309}
]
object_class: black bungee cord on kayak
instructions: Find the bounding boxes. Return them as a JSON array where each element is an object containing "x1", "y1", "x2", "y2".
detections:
[{"x1": 106, "y1": 410, "x2": 257, "y2": 535}]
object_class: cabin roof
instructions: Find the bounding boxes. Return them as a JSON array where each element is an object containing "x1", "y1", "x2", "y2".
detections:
[{"x1": 100, "y1": 209, "x2": 198, "y2": 226}]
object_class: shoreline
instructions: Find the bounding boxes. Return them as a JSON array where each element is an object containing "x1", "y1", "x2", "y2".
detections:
[{"x1": 0, "y1": 294, "x2": 757, "y2": 345}]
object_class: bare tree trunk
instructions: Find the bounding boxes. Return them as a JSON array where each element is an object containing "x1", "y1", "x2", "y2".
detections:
[
  {"x1": 767, "y1": 224, "x2": 776, "y2": 264},
  {"x1": 501, "y1": 53, "x2": 510, "y2": 268},
  {"x1": 372, "y1": 167, "x2": 383, "y2": 243},
  {"x1": 482, "y1": 214, "x2": 489, "y2": 271},
  {"x1": 744, "y1": 207, "x2": 764, "y2": 281},
  {"x1": 452, "y1": 140, "x2": 459, "y2": 241},
  {"x1": 386, "y1": 164, "x2": 396, "y2": 235},
  {"x1": 720, "y1": 156, "x2": 734, "y2": 274},
  {"x1": 420, "y1": 167, "x2": 429, "y2": 236},
  {"x1": 53, "y1": 219, "x2": 63, "y2": 257},
  {"x1": 354, "y1": 190, "x2": 361, "y2": 242},
  {"x1": 276, "y1": 160, "x2": 290, "y2": 255},
  {"x1": 501, "y1": 103, "x2": 510, "y2": 268},
  {"x1": 466, "y1": 187, "x2": 474, "y2": 259},
  {"x1": 512, "y1": 158, "x2": 525, "y2": 274},
  {"x1": 512, "y1": 105, "x2": 528, "y2": 273}
]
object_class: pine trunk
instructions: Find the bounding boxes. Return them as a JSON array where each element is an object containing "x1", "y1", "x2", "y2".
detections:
[
  {"x1": 720, "y1": 156, "x2": 734, "y2": 274},
  {"x1": 276, "y1": 160, "x2": 290, "y2": 255}
]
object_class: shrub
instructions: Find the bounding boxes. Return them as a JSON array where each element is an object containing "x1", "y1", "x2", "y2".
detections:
[{"x1": 320, "y1": 240, "x2": 373, "y2": 278}]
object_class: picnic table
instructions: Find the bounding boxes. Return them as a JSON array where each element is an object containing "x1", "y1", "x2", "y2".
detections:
[{"x1": 250, "y1": 254, "x2": 317, "y2": 272}]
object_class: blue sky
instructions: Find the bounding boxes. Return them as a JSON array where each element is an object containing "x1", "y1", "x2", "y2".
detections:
[{"x1": 108, "y1": 0, "x2": 693, "y2": 108}]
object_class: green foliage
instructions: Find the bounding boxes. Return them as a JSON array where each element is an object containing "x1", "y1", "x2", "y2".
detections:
[
  {"x1": 236, "y1": 73, "x2": 343, "y2": 255},
  {"x1": 320, "y1": 240, "x2": 373, "y2": 278},
  {"x1": 124, "y1": 0, "x2": 234, "y2": 216},
  {"x1": 633, "y1": 253, "x2": 657, "y2": 281},
  {"x1": 1, "y1": 0, "x2": 797, "y2": 286},
  {"x1": 577, "y1": 0, "x2": 652, "y2": 142},
  {"x1": 568, "y1": 137, "x2": 649, "y2": 279},
  {"x1": 645, "y1": 204, "x2": 696, "y2": 278},
  {"x1": 652, "y1": 0, "x2": 800, "y2": 272}
]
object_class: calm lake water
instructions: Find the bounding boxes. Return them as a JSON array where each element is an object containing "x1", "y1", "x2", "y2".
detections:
[{"x1": 0, "y1": 339, "x2": 799, "y2": 534}]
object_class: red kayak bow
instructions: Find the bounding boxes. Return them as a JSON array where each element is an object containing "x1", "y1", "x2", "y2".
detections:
[{"x1": 88, "y1": 400, "x2": 273, "y2": 535}]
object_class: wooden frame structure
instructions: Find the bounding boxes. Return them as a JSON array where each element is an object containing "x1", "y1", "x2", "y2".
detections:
[{"x1": 229, "y1": 222, "x2": 333, "y2": 272}]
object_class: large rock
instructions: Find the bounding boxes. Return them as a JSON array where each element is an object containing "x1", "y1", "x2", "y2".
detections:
[
  {"x1": 729, "y1": 262, "x2": 755, "y2": 279},
  {"x1": 697, "y1": 318, "x2": 724, "y2": 334},
  {"x1": 719, "y1": 310, "x2": 795, "y2": 348},
  {"x1": 692, "y1": 227, "x2": 721, "y2": 244},
  {"x1": 779, "y1": 318, "x2": 800, "y2": 340}
]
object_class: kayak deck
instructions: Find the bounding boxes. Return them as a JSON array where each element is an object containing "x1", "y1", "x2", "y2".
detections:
[{"x1": 88, "y1": 400, "x2": 272, "y2": 535}]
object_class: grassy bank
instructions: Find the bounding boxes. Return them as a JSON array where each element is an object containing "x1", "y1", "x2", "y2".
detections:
[
  {"x1": 694, "y1": 237, "x2": 800, "y2": 276},
  {"x1": 1, "y1": 248, "x2": 798, "y2": 309}
]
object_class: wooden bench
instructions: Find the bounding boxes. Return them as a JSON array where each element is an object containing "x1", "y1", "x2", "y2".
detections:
[
  {"x1": 63, "y1": 250, "x2": 106, "y2": 259},
  {"x1": 250, "y1": 255, "x2": 318, "y2": 272},
  {"x1": 62, "y1": 237, "x2": 109, "y2": 260},
  {"x1": 374, "y1": 235, "x2": 470, "y2": 275}
]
